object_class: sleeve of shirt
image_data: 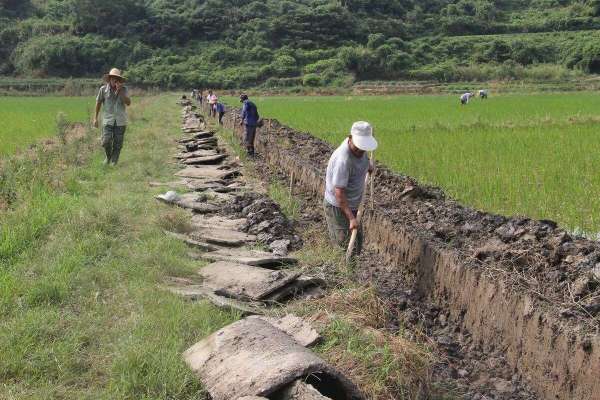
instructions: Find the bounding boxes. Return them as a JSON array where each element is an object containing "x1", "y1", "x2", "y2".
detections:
[
  {"x1": 96, "y1": 87, "x2": 104, "y2": 104},
  {"x1": 330, "y1": 158, "x2": 350, "y2": 189}
]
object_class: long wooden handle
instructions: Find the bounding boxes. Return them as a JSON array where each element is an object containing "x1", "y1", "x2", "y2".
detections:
[{"x1": 345, "y1": 167, "x2": 371, "y2": 262}]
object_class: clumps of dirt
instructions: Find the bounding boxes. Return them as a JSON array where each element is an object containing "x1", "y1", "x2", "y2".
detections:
[
  {"x1": 222, "y1": 192, "x2": 302, "y2": 253},
  {"x1": 264, "y1": 118, "x2": 600, "y2": 322}
]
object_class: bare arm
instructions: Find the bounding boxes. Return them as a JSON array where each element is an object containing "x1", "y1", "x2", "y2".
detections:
[
  {"x1": 93, "y1": 102, "x2": 102, "y2": 128},
  {"x1": 334, "y1": 187, "x2": 358, "y2": 230}
]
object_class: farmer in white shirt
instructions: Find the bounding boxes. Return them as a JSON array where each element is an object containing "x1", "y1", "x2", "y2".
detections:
[
  {"x1": 479, "y1": 89, "x2": 488, "y2": 99},
  {"x1": 323, "y1": 121, "x2": 377, "y2": 255}
]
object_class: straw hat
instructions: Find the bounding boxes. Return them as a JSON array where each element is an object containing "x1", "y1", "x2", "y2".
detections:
[
  {"x1": 350, "y1": 121, "x2": 377, "y2": 151},
  {"x1": 106, "y1": 68, "x2": 125, "y2": 81}
]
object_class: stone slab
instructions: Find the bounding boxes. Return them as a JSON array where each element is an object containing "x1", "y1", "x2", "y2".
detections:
[
  {"x1": 198, "y1": 261, "x2": 300, "y2": 301},
  {"x1": 276, "y1": 380, "x2": 332, "y2": 400},
  {"x1": 199, "y1": 247, "x2": 297, "y2": 267},
  {"x1": 164, "y1": 231, "x2": 223, "y2": 252},
  {"x1": 174, "y1": 149, "x2": 219, "y2": 159},
  {"x1": 175, "y1": 166, "x2": 239, "y2": 180},
  {"x1": 191, "y1": 214, "x2": 247, "y2": 230},
  {"x1": 263, "y1": 276, "x2": 325, "y2": 303},
  {"x1": 253, "y1": 314, "x2": 320, "y2": 347},
  {"x1": 183, "y1": 154, "x2": 227, "y2": 165},
  {"x1": 183, "y1": 317, "x2": 363, "y2": 400},
  {"x1": 155, "y1": 192, "x2": 221, "y2": 213},
  {"x1": 190, "y1": 227, "x2": 256, "y2": 247},
  {"x1": 163, "y1": 277, "x2": 262, "y2": 315}
]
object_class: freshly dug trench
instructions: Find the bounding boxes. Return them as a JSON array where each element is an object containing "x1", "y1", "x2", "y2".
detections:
[
  {"x1": 183, "y1": 317, "x2": 364, "y2": 400},
  {"x1": 215, "y1": 107, "x2": 600, "y2": 400}
]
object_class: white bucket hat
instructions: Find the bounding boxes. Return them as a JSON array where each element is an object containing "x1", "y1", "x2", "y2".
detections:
[
  {"x1": 107, "y1": 67, "x2": 126, "y2": 81},
  {"x1": 350, "y1": 121, "x2": 377, "y2": 151}
]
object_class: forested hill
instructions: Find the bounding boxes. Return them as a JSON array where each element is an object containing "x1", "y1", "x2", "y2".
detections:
[{"x1": 2, "y1": 0, "x2": 600, "y2": 88}]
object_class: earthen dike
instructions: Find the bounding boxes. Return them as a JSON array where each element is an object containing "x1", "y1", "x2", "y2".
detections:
[{"x1": 210, "y1": 103, "x2": 600, "y2": 400}]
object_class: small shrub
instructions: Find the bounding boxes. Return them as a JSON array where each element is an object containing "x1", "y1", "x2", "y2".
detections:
[
  {"x1": 302, "y1": 73, "x2": 322, "y2": 87},
  {"x1": 55, "y1": 112, "x2": 70, "y2": 145}
]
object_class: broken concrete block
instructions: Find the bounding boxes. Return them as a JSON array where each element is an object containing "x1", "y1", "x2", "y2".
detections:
[
  {"x1": 191, "y1": 214, "x2": 247, "y2": 230},
  {"x1": 270, "y1": 239, "x2": 291, "y2": 256},
  {"x1": 198, "y1": 262, "x2": 300, "y2": 301},
  {"x1": 164, "y1": 231, "x2": 223, "y2": 252},
  {"x1": 174, "y1": 149, "x2": 219, "y2": 159},
  {"x1": 274, "y1": 380, "x2": 332, "y2": 400},
  {"x1": 252, "y1": 314, "x2": 320, "y2": 347},
  {"x1": 175, "y1": 166, "x2": 239, "y2": 180},
  {"x1": 183, "y1": 317, "x2": 363, "y2": 400},
  {"x1": 155, "y1": 192, "x2": 220, "y2": 213},
  {"x1": 263, "y1": 275, "x2": 325, "y2": 303},
  {"x1": 163, "y1": 277, "x2": 262, "y2": 315},
  {"x1": 189, "y1": 228, "x2": 257, "y2": 247},
  {"x1": 198, "y1": 247, "x2": 297, "y2": 268},
  {"x1": 182, "y1": 154, "x2": 227, "y2": 165}
]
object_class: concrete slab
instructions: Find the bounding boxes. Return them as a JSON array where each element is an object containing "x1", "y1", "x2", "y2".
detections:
[
  {"x1": 275, "y1": 380, "x2": 332, "y2": 400},
  {"x1": 155, "y1": 192, "x2": 221, "y2": 213},
  {"x1": 191, "y1": 214, "x2": 247, "y2": 230},
  {"x1": 163, "y1": 277, "x2": 262, "y2": 315},
  {"x1": 190, "y1": 228, "x2": 256, "y2": 247},
  {"x1": 183, "y1": 154, "x2": 227, "y2": 165},
  {"x1": 175, "y1": 166, "x2": 239, "y2": 180},
  {"x1": 199, "y1": 247, "x2": 297, "y2": 267},
  {"x1": 252, "y1": 314, "x2": 320, "y2": 347},
  {"x1": 164, "y1": 231, "x2": 223, "y2": 252},
  {"x1": 263, "y1": 276, "x2": 326, "y2": 303},
  {"x1": 198, "y1": 262, "x2": 301, "y2": 301},
  {"x1": 183, "y1": 317, "x2": 363, "y2": 400},
  {"x1": 174, "y1": 149, "x2": 219, "y2": 159}
]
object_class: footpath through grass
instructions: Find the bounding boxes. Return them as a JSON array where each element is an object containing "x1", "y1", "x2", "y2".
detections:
[
  {"x1": 244, "y1": 93, "x2": 600, "y2": 235},
  {"x1": 0, "y1": 95, "x2": 238, "y2": 399},
  {"x1": 0, "y1": 96, "x2": 94, "y2": 155}
]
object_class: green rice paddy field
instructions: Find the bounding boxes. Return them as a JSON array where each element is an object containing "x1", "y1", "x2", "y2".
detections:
[
  {"x1": 0, "y1": 97, "x2": 92, "y2": 155},
  {"x1": 248, "y1": 93, "x2": 600, "y2": 235}
]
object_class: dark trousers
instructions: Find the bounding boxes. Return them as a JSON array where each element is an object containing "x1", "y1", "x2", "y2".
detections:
[
  {"x1": 323, "y1": 199, "x2": 363, "y2": 255},
  {"x1": 102, "y1": 123, "x2": 126, "y2": 164},
  {"x1": 244, "y1": 124, "x2": 257, "y2": 155},
  {"x1": 218, "y1": 112, "x2": 225, "y2": 125}
]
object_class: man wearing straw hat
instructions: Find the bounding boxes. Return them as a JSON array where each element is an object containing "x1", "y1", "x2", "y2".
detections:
[
  {"x1": 93, "y1": 68, "x2": 131, "y2": 165},
  {"x1": 323, "y1": 121, "x2": 377, "y2": 255}
]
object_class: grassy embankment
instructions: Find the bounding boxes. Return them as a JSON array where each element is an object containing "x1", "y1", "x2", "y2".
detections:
[
  {"x1": 243, "y1": 93, "x2": 600, "y2": 235},
  {"x1": 0, "y1": 95, "x2": 238, "y2": 399}
]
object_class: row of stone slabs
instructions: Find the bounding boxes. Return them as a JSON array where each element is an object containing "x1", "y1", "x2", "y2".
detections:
[{"x1": 154, "y1": 106, "x2": 363, "y2": 400}]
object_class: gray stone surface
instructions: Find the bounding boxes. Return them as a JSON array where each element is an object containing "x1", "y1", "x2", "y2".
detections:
[
  {"x1": 275, "y1": 380, "x2": 332, "y2": 400},
  {"x1": 183, "y1": 154, "x2": 227, "y2": 165},
  {"x1": 190, "y1": 227, "x2": 256, "y2": 247},
  {"x1": 191, "y1": 214, "x2": 247, "y2": 230},
  {"x1": 199, "y1": 247, "x2": 297, "y2": 267},
  {"x1": 183, "y1": 317, "x2": 363, "y2": 400},
  {"x1": 253, "y1": 314, "x2": 320, "y2": 347},
  {"x1": 175, "y1": 166, "x2": 239, "y2": 180},
  {"x1": 198, "y1": 261, "x2": 300, "y2": 301},
  {"x1": 155, "y1": 192, "x2": 220, "y2": 213}
]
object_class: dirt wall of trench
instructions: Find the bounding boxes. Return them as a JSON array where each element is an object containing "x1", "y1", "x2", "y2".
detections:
[{"x1": 211, "y1": 104, "x2": 600, "y2": 400}]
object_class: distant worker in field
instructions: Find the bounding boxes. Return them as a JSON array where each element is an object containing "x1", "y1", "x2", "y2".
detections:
[
  {"x1": 479, "y1": 89, "x2": 488, "y2": 99},
  {"x1": 191, "y1": 89, "x2": 197, "y2": 101},
  {"x1": 323, "y1": 121, "x2": 377, "y2": 255},
  {"x1": 216, "y1": 102, "x2": 226, "y2": 125},
  {"x1": 197, "y1": 89, "x2": 203, "y2": 105},
  {"x1": 239, "y1": 93, "x2": 260, "y2": 156},
  {"x1": 93, "y1": 68, "x2": 131, "y2": 166},
  {"x1": 460, "y1": 92, "x2": 473, "y2": 105}
]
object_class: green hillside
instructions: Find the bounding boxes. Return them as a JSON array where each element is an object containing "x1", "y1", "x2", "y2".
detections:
[{"x1": 2, "y1": 0, "x2": 600, "y2": 88}]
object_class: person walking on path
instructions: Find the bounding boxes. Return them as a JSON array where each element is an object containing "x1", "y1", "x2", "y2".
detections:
[
  {"x1": 460, "y1": 92, "x2": 473, "y2": 105},
  {"x1": 208, "y1": 90, "x2": 218, "y2": 117},
  {"x1": 323, "y1": 121, "x2": 377, "y2": 255},
  {"x1": 239, "y1": 93, "x2": 260, "y2": 156},
  {"x1": 216, "y1": 102, "x2": 226, "y2": 125},
  {"x1": 93, "y1": 68, "x2": 131, "y2": 166}
]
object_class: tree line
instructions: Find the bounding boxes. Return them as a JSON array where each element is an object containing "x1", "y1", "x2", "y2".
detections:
[{"x1": 1, "y1": 0, "x2": 600, "y2": 88}]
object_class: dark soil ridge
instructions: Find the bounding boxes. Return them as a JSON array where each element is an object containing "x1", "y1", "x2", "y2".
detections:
[{"x1": 215, "y1": 105, "x2": 600, "y2": 400}]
